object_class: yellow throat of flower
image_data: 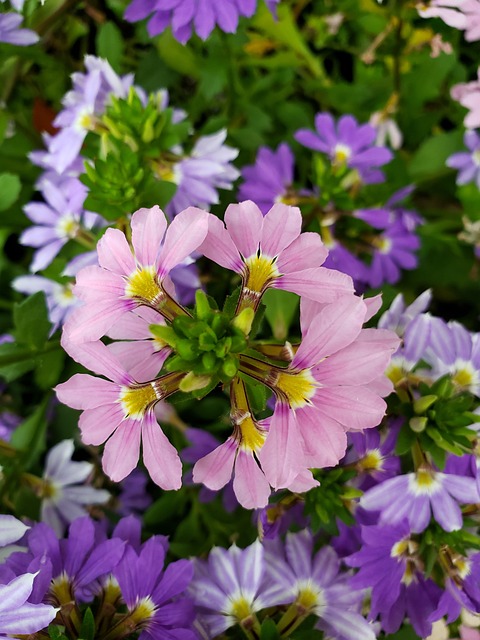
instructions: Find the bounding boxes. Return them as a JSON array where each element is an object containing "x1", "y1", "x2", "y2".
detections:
[
  {"x1": 271, "y1": 369, "x2": 317, "y2": 409},
  {"x1": 244, "y1": 253, "x2": 279, "y2": 294},
  {"x1": 120, "y1": 384, "x2": 158, "y2": 420},
  {"x1": 125, "y1": 266, "x2": 164, "y2": 306}
]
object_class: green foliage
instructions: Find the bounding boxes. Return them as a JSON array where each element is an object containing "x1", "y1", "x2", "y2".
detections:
[{"x1": 0, "y1": 173, "x2": 21, "y2": 212}]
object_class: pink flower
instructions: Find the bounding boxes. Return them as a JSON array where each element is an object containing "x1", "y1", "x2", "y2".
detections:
[
  {"x1": 418, "y1": 0, "x2": 480, "y2": 41},
  {"x1": 64, "y1": 205, "x2": 209, "y2": 343},
  {"x1": 199, "y1": 200, "x2": 354, "y2": 312},
  {"x1": 452, "y1": 69, "x2": 480, "y2": 128},
  {"x1": 55, "y1": 340, "x2": 184, "y2": 489}
]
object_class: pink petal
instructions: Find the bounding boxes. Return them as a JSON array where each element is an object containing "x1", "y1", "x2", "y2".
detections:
[
  {"x1": 61, "y1": 339, "x2": 131, "y2": 384},
  {"x1": 257, "y1": 404, "x2": 304, "y2": 489},
  {"x1": 131, "y1": 205, "x2": 167, "y2": 266},
  {"x1": 55, "y1": 374, "x2": 119, "y2": 410},
  {"x1": 260, "y1": 203, "x2": 302, "y2": 257},
  {"x1": 74, "y1": 266, "x2": 125, "y2": 302},
  {"x1": 224, "y1": 200, "x2": 263, "y2": 258},
  {"x1": 198, "y1": 213, "x2": 243, "y2": 272},
  {"x1": 276, "y1": 232, "x2": 328, "y2": 274},
  {"x1": 107, "y1": 306, "x2": 164, "y2": 340},
  {"x1": 295, "y1": 407, "x2": 347, "y2": 467},
  {"x1": 62, "y1": 298, "x2": 134, "y2": 343},
  {"x1": 108, "y1": 341, "x2": 168, "y2": 382},
  {"x1": 142, "y1": 412, "x2": 183, "y2": 490},
  {"x1": 314, "y1": 386, "x2": 387, "y2": 431},
  {"x1": 97, "y1": 228, "x2": 135, "y2": 275},
  {"x1": 157, "y1": 207, "x2": 209, "y2": 277},
  {"x1": 274, "y1": 267, "x2": 354, "y2": 303},
  {"x1": 364, "y1": 294, "x2": 383, "y2": 321},
  {"x1": 293, "y1": 296, "x2": 367, "y2": 369},
  {"x1": 233, "y1": 451, "x2": 271, "y2": 509},
  {"x1": 193, "y1": 438, "x2": 236, "y2": 490},
  {"x1": 79, "y1": 403, "x2": 125, "y2": 445},
  {"x1": 102, "y1": 419, "x2": 142, "y2": 482},
  {"x1": 286, "y1": 469, "x2": 319, "y2": 493}
]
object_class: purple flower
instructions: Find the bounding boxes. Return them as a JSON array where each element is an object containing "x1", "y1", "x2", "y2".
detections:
[
  {"x1": 447, "y1": 130, "x2": 480, "y2": 187},
  {"x1": 117, "y1": 469, "x2": 152, "y2": 517},
  {"x1": 0, "y1": 411, "x2": 20, "y2": 441},
  {"x1": 295, "y1": 113, "x2": 393, "y2": 184},
  {"x1": 430, "y1": 553, "x2": 480, "y2": 623},
  {"x1": 124, "y1": 0, "x2": 261, "y2": 43},
  {"x1": 0, "y1": 12, "x2": 38, "y2": 45},
  {"x1": 347, "y1": 521, "x2": 442, "y2": 637},
  {"x1": 0, "y1": 573, "x2": 58, "y2": 638},
  {"x1": 264, "y1": 530, "x2": 376, "y2": 640},
  {"x1": 113, "y1": 537, "x2": 195, "y2": 640},
  {"x1": 379, "y1": 289, "x2": 432, "y2": 337},
  {"x1": 239, "y1": 143, "x2": 295, "y2": 214},
  {"x1": 346, "y1": 425, "x2": 400, "y2": 491},
  {"x1": 0, "y1": 515, "x2": 29, "y2": 547},
  {"x1": 166, "y1": 130, "x2": 239, "y2": 216},
  {"x1": 322, "y1": 237, "x2": 369, "y2": 283},
  {"x1": 360, "y1": 467, "x2": 480, "y2": 533}
]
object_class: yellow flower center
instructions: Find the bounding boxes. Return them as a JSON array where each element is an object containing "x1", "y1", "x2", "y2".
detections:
[
  {"x1": 391, "y1": 538, "x2": 409, "y2": 559},
  {"x1": 333, "y1": 143, "x2": 351, "y2": 165},
  {"x1": 358, "y1": 449, "x2": 383, "y2": 472},
  {"x1": 244, "y1": 253, "x2": 279, "y2": 294},
  {"x1": 125, "y1": 266, "x2": 164, "y2": 305},
  {"x1": 273, "y1": 369, "x2": 317, "y2": 409},
  {"x1": 296, "y1": 586, "x2": 320, "y2": 611},
  {"x1": 236, "y1": 412, "x2": 266, "y2": 452},
  {"x1": 131, "y1": 596, "x2": 156, "y2": 624},
  {"x1": 229, "y1": 595, "x2": 254, "y2": 623},
  {"x1": 120, "y1": 384, "x2": 158, "y2": 419},
  {"x1": 453, "y1": 365, "x2": 474, "y2": 388},
  {"x1": 387, "y1": 363, "x2": 405, "y2": 385},
  {"x1": 56, "y1": 215, "x2": 79, "y2": 239}
]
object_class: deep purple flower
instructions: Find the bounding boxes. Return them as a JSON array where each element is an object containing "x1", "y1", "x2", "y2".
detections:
[
  {"x1": 346, "y1": 425, "x2": 401, "y2": 491},
  {"x1": 347, "y1": 521, "x2": 442, "y2": 637},
  {"x1": 0, "y1": 12, "x2": 38, "y2": 45},
  {"x1": 124, "y1": 0, "x2": 262, "y2": 44},
  {"x1": 378, "y1": 289, "x2": 432, "y2": 337},
  {"x1": 430, "y1": 553, "x2": 480, "y2": 623},
  {"x1": 322, "y1": 237, "x2": 369, "y2": 283},
  {"x1": 295, "y1": 113, "x2": 393, "y2": 184},
  {"x1": 114, "y1": 536, "x2": 195, "y2": 640},
  {"x1": 239, "y1": 143, "x2": 295, "y2": 214},
  {"x1": 447, "y1": 130, "x2": 480, "y2": 186}
]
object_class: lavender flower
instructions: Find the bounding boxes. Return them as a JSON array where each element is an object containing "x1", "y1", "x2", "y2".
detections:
[
  {"x1": 0, "y1": 411, "x2": 20, "y2": 441},
  {"x1": 0, "y1": 573, "x2": 58, "y2": 637},
  {"x1": 430, "y1": 552, "x2": 480, "y2": 623},
  {"x1": 12, "y1": 276, "x2": 79, "y2": 332},
  {"x1": 39, "y1": 440, "x2": 110, "y2": 536},
  {"x1": 295, "y1": 112, "x2": 393, "y2": 184},
  {"x1": 0, "y1": 12, "x2": 38, "y2": 45},
  {"x1": 117, "y1": 469, "x2": 152, "y2": 517},
  {"x1": 447, "y1": 130, "x2": 480, "y2": 187},
  {"x1": 378, "y1": 289, "x2": 432, "y2": 337},
  {"x1": 346, "y1": 426, "x2": 401, "y2": 491},
  {"x1": 0, "y1": 515, "x2": 29, "y2": 547}
]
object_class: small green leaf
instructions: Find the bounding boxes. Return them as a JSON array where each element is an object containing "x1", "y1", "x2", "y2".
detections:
[
  {"x1": 0, "y1": 173, "x2": 21, "y2": 211},
  {"x1": 10, "y1": 398, "x2": 49, "y2": 467},
  {"x1": 260, "y1": 618, "x2": 280, "y2": 640},
  {"x1": 13, "y1": 292, "x2": 50, "y2": 350},
  {"x1": 79, "y1": 608, "x2": 95, "y2": 640},
  {"x1": 96, "y1": 22, "x2": 124, "y2": 72}
]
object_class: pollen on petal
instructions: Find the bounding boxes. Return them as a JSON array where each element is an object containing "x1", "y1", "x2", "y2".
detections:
[
  {"x1": 119, "y1": 384, "x2": 157, "y2": 419},
  {"x1": 125, "y1": 266, "x2": 164, "y2": 305}
]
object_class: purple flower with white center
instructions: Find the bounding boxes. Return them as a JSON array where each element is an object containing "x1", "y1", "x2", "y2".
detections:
[
  {"x1": 12, "y1": 275, "x2": 79, "y2": 333},
  {"x1": 189, "y1": 540, "x2": 278, "y2": 636},
  {"x1": 239, "y1": 143, "x2": 296, "y2": 214},
  {"x1": 379, "y1": 289, "x2": 432, "y2": 337},
  {"x1": 360, "y1": 466, "x2": 480, "y2": 533},
  {"x1": 430, "y1": 553, "x2": 480, "y2": 623},
  {"x1": 322, "y1": 237, "x2": 369, "y2": 283},
  {"x1": 0, "y1": 411, "x2": 20, "y2": 441},
  {"x1": 117, "y1": 469, "x2": 152, "y2": 517},
  {"x1": 257, "y1": 500, "x2": 308, "y2": 540},
  {"x1": 124, "y1": 0, "x2": 268, "y2": 44},
  {"x1": 0, "y1": 12, "x2": 38, "y2": 45},
  {"x1": 0, "y1": 515, "x2": 29, "y2": 547},
  {"x1": 166, "y1": 130, "x2": 239, "y2": 216},
  {"x1": 447, "y1": 131, "x2": 480, "y2": 187},
  {"x1": 20, "y1": 177, "x2": 100, "y2": 273},
  {"x1": 385, "y1": 313, "x2": 432, "y2": 385},
  {"x1": 295, "y1": 113, "x2": 393, "y2": 184},
  {"x1": 263, "y1": 530, "x2": 376, "y2": 640},
  {"x1": 114, "y1": 536, "x2": 195, "y2": 640},
  {"x1": 0, "y1": 573, "x2": 58, "y2": 638},
  {"x1": 346, "y1": 425, "x2": 401, "y2": 491},
  {"x1": 40, "y1": 440, "x2": 110, "y2": 536},
  {"x1": 347, "y1": 521, "x2": 442, "y2": 637},
  {"x1": 331, "y1": 506, "x2": 377, "y2": 558}
]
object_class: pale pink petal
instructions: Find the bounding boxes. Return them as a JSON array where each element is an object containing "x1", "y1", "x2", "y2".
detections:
[
  {"x1": 276, "y1": 233, "x2": 328, "y2": 273},
  {"x1": 108, "y1": 341, "x2": 168, "y2": 382},
  {"x1": 142, "y1": 412, "x2": 183, "y2": 490},
  {"x1": 368, "y1": 375, "x2": 394, "y2": 396},
  {"x1": 274, "y1": 267, "x2": 354, "y2": 303},
  {"x1": 293, "y1": 296, "x2": 366, "y2": 369},
  {"x1": 296, "y1": 407, "x2": 348, "y2": 467},
  {"x1": 364, "y1": 294, "x2": 383, "y2": 320},
  {"x1": 131, "y1": 205, "x2": 167, "y2": 266},
  {"x1": 62, "y1": 298, "x2": 134, "y2": 343},
  {"x1": 193, "y1": 438, "x2": 236, "y2": 490},
  {"x1": 102, "y1": 419, "x2": 141, "y2": 482},
  {"x1": 314, "y1": 387, "x2": 387, "y2": 431},
  {"x1": 260, "y1": 203, "x2": 302, "y2": 257},
  {"x1": 97, "y1": 228, "x2": 135, "y2": 275},
  {"x1": 286, "y1": 469, "x2": 319, "y2": 493},
  {"x1": 299, "y1": 298, "x2": 330, "y2": 334},
  {"x1": 257, "y1": 404, "x2": 304, "y2": 489},
  {"x1": 224, "y1": 200, "x2": 263, "y2": 258},
  {"x1": 198, "y1": 214, "x2": 244, "y2": 272},
  {"x1": 61, "y1": 339, "x2": 131, "y2": 384},
  {"x1": 233, "y1": 451, "x2": 271, "y2": 509},
  {"x1": 157, "y1": 207, "x2": 209, "y2": 277},
  {"x1": 79, "y1": 403, "x2": 125, "y2": 445},
  {"x1": 74, "y1": 266, "x2": 125, "y2": 301},
  {"x1": 55, "y1": 374, "x2": 119, "y2": 410}
]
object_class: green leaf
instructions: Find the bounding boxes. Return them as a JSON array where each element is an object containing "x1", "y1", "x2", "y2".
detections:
[
  {"x1": 79, "y1": 608, "x2": 95, "y2": 640},
  {"x1": 96, "y1": 22, "x2": 124, "y2": 72},
  {"x1": 0, "y1": 172, "x2": 21, "y2": 212},
  {"x1": 13, "y1": 292, "x2": 51, "y2": 350},
  {"x1": 263, "y1": 289, "x2": 299, "y2": 340},
  {"x1": 144, "y1": 491, "x2": 187, "y2": 526},
  {"x1": 10, "y1": 398, "x2": 49, "y2": 467},
  {"x1": 409, "y1": 131, "x2": 463, "y2": 180},
  {"x1": 34, "y1": 348, "x2": 65, "y2": 390},
  {"x1": 0, "y1": 343, "x2": 36, "y2": 381},
  {"x1": 260, "y1": 619, "x2": 280, "y2": 640}
]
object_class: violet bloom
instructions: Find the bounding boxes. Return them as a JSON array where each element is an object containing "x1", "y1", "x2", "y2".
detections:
[
  {"x1": 0, "y1": 573, "x2": 58, "y2": 638},
  {"x1": 295, "y1": 113, "x2": 393, "y2": 184},
  {"x1": 117, "y1": 469, "x2": 152, "y2": 517},
  {"x1": 166, "y1": 130, "x2": 240, "y2": 216},
  {"x1": 12, "y1": 275, "x2": 79, "y2": 333},
  {"x1": 124, "y1": 0, "x2": 262, "y2": 43},
  {"x1": 239, "y1": 143, "x2": 296, "y2": 214},
  {"x1": 346, "y1": 426, "x2": 401, "y2": 491},
  {"x1": 0, "y1": 411, "x2": 20, "y2": 441},
  {"x1": 360, "y1": 467, "x2": 480, "y2": 533},
  {"x1": 0, "y1": 515, "x2": 29, "y2": 547},
  {"x1": 322, "y1": 237, "x2": 369, "y2": 284},
  {"x1": 264, "y1": 530, "x2": 376, "y2": 640},
  {"x1": 0, "y1": 12, "x2": 38, "y2": 45},
  {"x1": 20, "y1": 177, "x2": 99, "y2": 272},
  {"x1": 40, "y1": 440, "x2": 110, "y2": 536},
  {"x1": 378, "y1": 289, "x2": 432, "y2": 337},
  {"x1": 347, "y1": 521, "x2": 442, "y2": 637},
  {"x1": 447, "y1": 130, "x2": 480, "y2": 187},
  {"x1": 114, "y1": 537, "x2": 195, "y2": 640},
  {"x1": 430, "y1": 553, "x2": 480, "y2": 623}
]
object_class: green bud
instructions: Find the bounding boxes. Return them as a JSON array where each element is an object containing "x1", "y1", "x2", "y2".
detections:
[
  {"x1": 172, "y1": 316, "x2": 195, "y2": 338},
  {"x1": 176, "y1": 339, "x2": 198, "y2": 361},
  {"x1": 215, "y1": 340, "x2": 227, "y2": 358},
  {"x1": 179, "y1": 372, "x2": 212, "y2": 393},
  {"x1": 230, "y1": 334, "x2": 247, "y2": 353},
  {"x1": 195, "y1": 290, "x2": 212, "y2": 321},
  {"x1": 211, "y1": 314, "x2": 228, "y2": 337},
  {"x1": 222, "y1": 356, "x2": 238, "y2": 380},
  {"x1": 149, "y1": 324, "x2": 177, "y2": 348},
  {"x1": 198, "y1": 331, "x2": 217, "y2": 351},
  {"x1": 202, "y1": 352, "x2": 217, "y2": 372},
  {"x1": 409, "y1": 417, "x2": 428, "y2": 433},
  {"x1": 232, "y1": 307, "x2": 255, "y2": 336},
  {"x1": 413, "y1": 395, "x2": 438, "y2": 415}
]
